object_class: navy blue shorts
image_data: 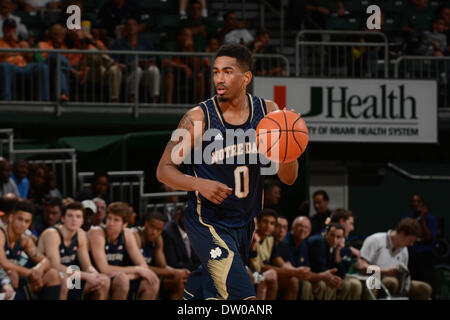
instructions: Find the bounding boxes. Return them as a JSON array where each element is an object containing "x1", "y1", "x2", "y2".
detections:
[
  {"x1": 67, "y1": 280, "x2": 87, "y2": 300},
  {"x1": 183, "y1": 206, "x2": 256, "y2": 300}
]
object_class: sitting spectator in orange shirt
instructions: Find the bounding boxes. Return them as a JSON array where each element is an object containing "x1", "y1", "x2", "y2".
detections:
[
  {"x1": 0, "y1": 18, "x2": 49, "y2": 101},
  {"x1": 35, "y1": 24, "x2": 74, "y2": 101}
]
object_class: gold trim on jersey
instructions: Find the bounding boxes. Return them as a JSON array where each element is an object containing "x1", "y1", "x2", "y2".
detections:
[
  {"x1": 184, "y1": 289, "x2": 194, "y2": 298},
  {"x1": 192, "y1": 168, "x2": 234, "y2": 300},
  {"x1": 259, "y1": 97, "x2": 266, "y2": 116},
  {"x1": 248, "y1": 93, "x2": 254, "y2": 123},
  {"x1": 200, "y1": 101, "x2": 211, "y2": 130},
  {"x1": 212, "y1": 96, "x2": 225, "y2": 127}
]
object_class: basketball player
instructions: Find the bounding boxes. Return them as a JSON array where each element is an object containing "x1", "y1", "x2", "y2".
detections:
[
  {"x1": 88, "y1": 201, "x2": 159, "y2": 300},
  {"x1": 131, "y1": 211, "x2": 190, "y2": 300},
  {"x1": 0, "y1": 201, "x2": 61, "y2": 300},
  {"x1": 156, "y1": 44, "x2": 299, "y2": 300},
  {"x1": 38, "y1": 201, "x2": 110, "y2": 300}
]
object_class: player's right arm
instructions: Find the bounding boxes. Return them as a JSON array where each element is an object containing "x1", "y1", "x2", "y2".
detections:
[
  {"x1": 156, "y1": 107, "x2": 232, "y2": 204},
  {"x1": 0, "y1": 232, "x2": 32, "y2": 277},
  {"x1": 87, "y1": 227, "x2": 141, "y2": 278}
]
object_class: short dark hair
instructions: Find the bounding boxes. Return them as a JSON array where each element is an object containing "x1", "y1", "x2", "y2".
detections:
[
  {"x1": 2, "y1": 18, "x2": 16, "y2": 31},
  {"x1": 330, "y1": 209, "x2": 354, "y2": 224},
  {"x1": 13, "y1": 200, "x2": 34, "y2": 215},
  {"x1": 215, "y1": 43, "x2": 253, "y2": 72},
  {"x1": 144, "y1": 211, "x2": 168, "y2": 224},
  {"x1": 396, "y1": 218, "x2": 422, "y2": 237},
  {"x1": 257, "y1": 208, "x2": 278, "y2": 221},
  {"x1": 264, "y1": 179, "x2": 281, "y2": 193},
  {"x1": 92, "y1": 170, "x2": 109, "y2": 184},
  {"x1": 223, "y1": 10, "x2": 236, "y2": 21},
  {"x1": 326, "y1": 222, "x2": 344, "y2": 233},
  {"x1": 0, "y1": 196, "x2": 19, "y2": 215},
  {"x1": 313, "y1": 190, "x2": 329, "y2": 202},
  {"x1": 62, "y1": 201, "x2": 84, "y2": 217},
  {"x1": 107, "y1": 202, "x2": 130, "y2": 224},
  {"x1": 44, "y1": 197, "x2": 63, "y2": 209}
]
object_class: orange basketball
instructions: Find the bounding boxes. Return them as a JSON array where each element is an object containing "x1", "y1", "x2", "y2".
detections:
[{"x1": 256, "y1": 109, "x2": 309, "y2": 163}]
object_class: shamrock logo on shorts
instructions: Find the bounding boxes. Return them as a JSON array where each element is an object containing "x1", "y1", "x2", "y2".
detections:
[{"x1": 210, "y1": 247, "x2": 222, "y2": 259}]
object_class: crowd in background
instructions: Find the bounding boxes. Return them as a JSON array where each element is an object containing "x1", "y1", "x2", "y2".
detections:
[
  {"x1": 0, "y1": 0, "x2": 449, "y2": 103},
  {"x1": 0, "y1": 155, "x2": 442, "y2": 300}
]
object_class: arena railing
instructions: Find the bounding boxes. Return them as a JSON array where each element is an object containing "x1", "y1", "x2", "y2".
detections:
[
  {"x1": 0, "y1": 48, "x2": 289, "y2": 117},
  {"x1": 10, "y1": 148, "x2": 77, "y2": 197},
  {"x1": 0, "y1": 128, "x2": 14, "y2": 157},
  {"x1": 394, "y1": 56, "x2": 450, "y2": 109},
  {"x1": 78, "y1": 170, "x2": 144, "y2": 210},
  {"x1": 295, "y1": 30, "x2": 389, "y2": 78},
  {"x1": 140, "y1": 191, "x2": 188, "y2": 221}
]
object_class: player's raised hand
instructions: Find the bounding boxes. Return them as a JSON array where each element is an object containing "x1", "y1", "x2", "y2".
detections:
[{"x1": 196, "y1": 178, "x2": 233, "y2": 204}]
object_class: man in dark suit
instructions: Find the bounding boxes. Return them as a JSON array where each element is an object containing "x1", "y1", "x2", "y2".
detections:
[{"x1": 162, "y1": 206, "x2": 201, "y2": 272}]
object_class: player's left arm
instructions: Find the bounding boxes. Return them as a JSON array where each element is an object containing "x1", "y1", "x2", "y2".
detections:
[
  {"x1": 265, "y1": 100, "x2": 299, "y2": 185},
  {"x1": 23, "y1": 236, "x2": 51, "y2": 273},
  {"x1": 77, "y1": 231, "x2": 100, "y2": 276}
]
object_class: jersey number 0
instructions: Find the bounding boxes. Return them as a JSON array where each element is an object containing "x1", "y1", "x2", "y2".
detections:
[{"x1": 234, "y1": 166, "x2": 249, "y2": 198}]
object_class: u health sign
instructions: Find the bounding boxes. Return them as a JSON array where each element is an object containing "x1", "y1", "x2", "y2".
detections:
[{"x1": 254, "y1": 77, "x2": 438, "y2": 143}]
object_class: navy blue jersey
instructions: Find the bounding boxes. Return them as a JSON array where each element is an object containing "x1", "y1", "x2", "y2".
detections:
[
  {"x1": 137, "y1": 227, "x2": 156, "y2": 266},
  {"x1": 187, "y1": 93, "x2": 268, "y2": 228},
  {"x1": 1, "y1": 226, "x2": 23, "y2": 265},
  {"x1": 102, "y1": 226, "x2": 131, "y2": 266},
  {"x1": 53, "y1": 227, "x2": 80, "y2": 267}
]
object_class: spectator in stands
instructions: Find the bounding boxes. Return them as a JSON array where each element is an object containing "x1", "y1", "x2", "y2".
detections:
[
  {"x1": 73, "y1": 30, "x2": 124, "y2": 103},
  {"x1": 402, "y1": 194, "x2": 438, "y2": 288},
  {"x1": 110, "y1": 17, "x2": 160, "y2": 103},
  {"x1": 10, "y1": 159, "x2": 29, "y2": 199},
  {"x1": 439, "y1": 5, "x2": 450, "y2": 54},
  {"x1": 402, "y1": 0, "x2": 435, "y2": 35},
  {"x1": 0, "y1": 157, "x2": 19, "y2": 197},
  {"x1": 95, "y1": 0, "x2": 149, "y2": 46},
  {"x1": 132, "y1": 211, "x2": 190, "y2": 300},
  {"x1": 159, "y1": 183, "x2": 180, "y2": 220},
  {"x1": 0, "y1": 0, "x2": 28, "y2": 40},
  {"x1": 273, "y1": 215, "x2": 290, "y2": 261},
  {"x1": 0, "y1": 193, "x2": 19, "y2": 228},
  {"x1": 0, "y1": 19, "x2": 49, "y2": 101},
  {"x1": 32, "y1": 197, "x2": 63, "y2": 237},
  {"x1": 218, "y1": 11, "x2": 238, "y2": 44},
  {"x1": 88, "y1": 201, "x2": 160, "y2": 300},
  {"x1": 424, "y1": 17, "x2": 448, "y2": 56},
  {"x1": 0, "y1": 265, "x2": 14, "y2": 300},
  {"x1": 310, "y1": 190, "x2": 331, "y2": 235},
  {"x1": 180, "y1": 0, "x2": 215, "y2": 52},
  {"x1": 358, "y1": 218, "x2": 432, "y2": 300},
  {"x1": 28, "y1": 163, "x2": 50, "y2": 208},
  {"x1": 0, "y1": 201, "x2": 62, "y2": 300},
  {"x1": 249, "y1": 209, "x2": 312, "y2": 300},
  {"x1": 248, "y1": 28, "x2": 286, "y2": 76},
  {"x1": 223, "y1": 20, "x2": 253, "y2": 46},
  {"x1": 38, "y1": 201, "x2": 110, "y2": 300},
  {"x1": 80, "y1": 199, "x2": 97, "y2": 231},
  {"x1": 17, "y1": 0, "x2": 60, "y2": 11},
  {"x1": 179, "y1": 0, "x2": 207, "y2": 20},
  {"x1": 35, "y1": 24, "x2": 73, "y2": 101},
  {"x1": 263, "y1": 179, "x2": 281, "y2": 214},
  {"x1": 162, "y1": 26, "x2": 205, "y2": 104},
  {"x1": 327, "y1": 209, "x2": 363, "y2": 299},
  {"x1": 47, "y1": 172, "x2": 62, "y2": 199},
  {"x1": 297, "y1": 199, "x2": 310, "y2": 217},
  {"x1": 76, "y1": 171, "x2": 110, "y2": 204},
  {"x1": 93, "y1": 197, "x2": 107, "y2": 227},
  {"x1": 308, "y1": 223, "x2": 361, "y2": 300},
  {"x1": 282, "y1": 216, "x2": 331, "y2": 300},
  {"x1": 304, "y1": 0, "x2": 341, "y2": 29},
  {"x1": 162, "y1": 206, "x2": 201, "y2": 272}
]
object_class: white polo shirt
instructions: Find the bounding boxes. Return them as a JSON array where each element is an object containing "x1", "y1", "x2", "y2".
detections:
[{"x1": 360, "y1": 230, "x2": 409, "y2": 269}]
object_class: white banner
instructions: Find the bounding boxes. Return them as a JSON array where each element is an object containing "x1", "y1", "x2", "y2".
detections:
[{"x1": 254, "y1": 77, "x2": 438, "y2": 143}]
